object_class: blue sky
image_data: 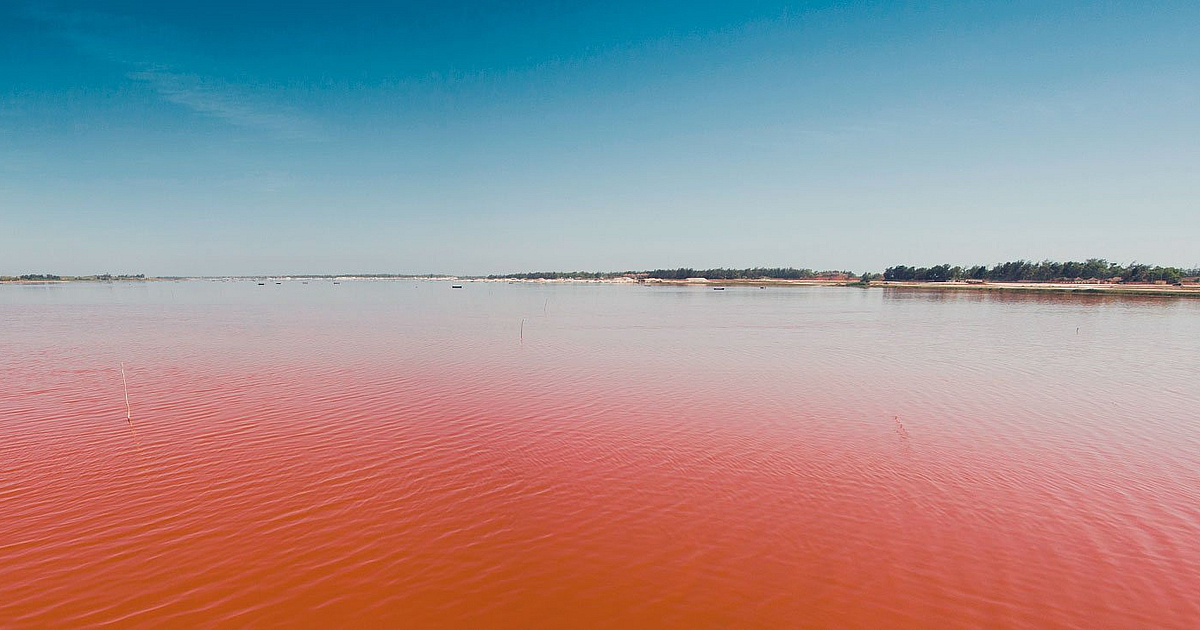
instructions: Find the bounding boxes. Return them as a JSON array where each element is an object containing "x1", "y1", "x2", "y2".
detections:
[{"x1": 2, "y1": 1, "x2": 1198, "y2": 275}]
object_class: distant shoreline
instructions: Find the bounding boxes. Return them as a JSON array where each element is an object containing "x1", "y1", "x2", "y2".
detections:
[
  {"x1": 634, "y1": 277, "x2": 1200, "y2": 297},
  {"x1": 6, "y1": 275, "x2": 1199, "y2": 297}
]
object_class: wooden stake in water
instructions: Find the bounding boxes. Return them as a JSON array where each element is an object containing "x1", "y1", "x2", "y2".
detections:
[
  {"x1": 520, "y1": 318, "x2": 525, "y2": 344},
  {"x1": 121, "y1": 363, "x2": 141, "y2": 448},
  {"x1": 121, "y1": 362, "x2": 131, "y2": 420}
]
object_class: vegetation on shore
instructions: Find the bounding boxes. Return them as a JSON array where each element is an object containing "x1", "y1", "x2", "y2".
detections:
[
  {"x1": 854, "y1": 272, "x2": 880, "y2": 286},
  {"x1": 489, "y1": 260, "x2": 1200, "y2": 285},
  {"x1": 883, "y1": 259, "x2": 1198, "y2": 284}
]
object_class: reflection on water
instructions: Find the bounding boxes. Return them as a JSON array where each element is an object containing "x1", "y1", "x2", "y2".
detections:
[{"x1": 2, "y1": 281, "x2": 1199, "y2": 627}]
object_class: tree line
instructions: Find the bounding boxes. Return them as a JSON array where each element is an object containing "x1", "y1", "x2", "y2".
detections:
[
  {"x1": 883, "y1": 259, "x2": 1195, "y2": 284},
  {"x1": 487, "y1": 260, "x2": 1199, "y2": 283}
]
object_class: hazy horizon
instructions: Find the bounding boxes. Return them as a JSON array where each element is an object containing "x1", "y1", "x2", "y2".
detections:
[{"x1": 4, "y1": 1, "x2": 1199, "y2": 275}]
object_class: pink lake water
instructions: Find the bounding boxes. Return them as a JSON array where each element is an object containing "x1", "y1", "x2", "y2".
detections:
[{"x1": 2, "y1": 280, "x2": 1199, "y2": 627}]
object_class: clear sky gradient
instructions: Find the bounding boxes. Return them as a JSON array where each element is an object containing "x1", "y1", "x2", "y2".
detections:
[{"x1": 3, "y1": 1, "x2": 1198, "y2": 275}]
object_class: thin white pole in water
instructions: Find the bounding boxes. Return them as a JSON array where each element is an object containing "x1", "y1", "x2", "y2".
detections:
[
  {"x1": 520, "y1": 318, "x2": 525, "y2": 343},
  {"x1": 121, "y1": 362, "x2": 141, "y2": 448},
  {"x1": 121, "y1": 362, "x2": 131, "y2": 421}
]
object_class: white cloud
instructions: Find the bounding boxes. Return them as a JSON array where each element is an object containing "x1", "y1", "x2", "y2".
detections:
[
  {"x1": 24, "y1": 4, "x2": 325, "y2": 141},
  {"x1": 126, "y1": 67, "x2": 324, "y2": 140}
]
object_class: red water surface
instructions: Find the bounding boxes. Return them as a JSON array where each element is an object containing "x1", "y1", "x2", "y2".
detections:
[{"x1": 3, "y1": 281, "x2": 1200, "y2": 627}]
